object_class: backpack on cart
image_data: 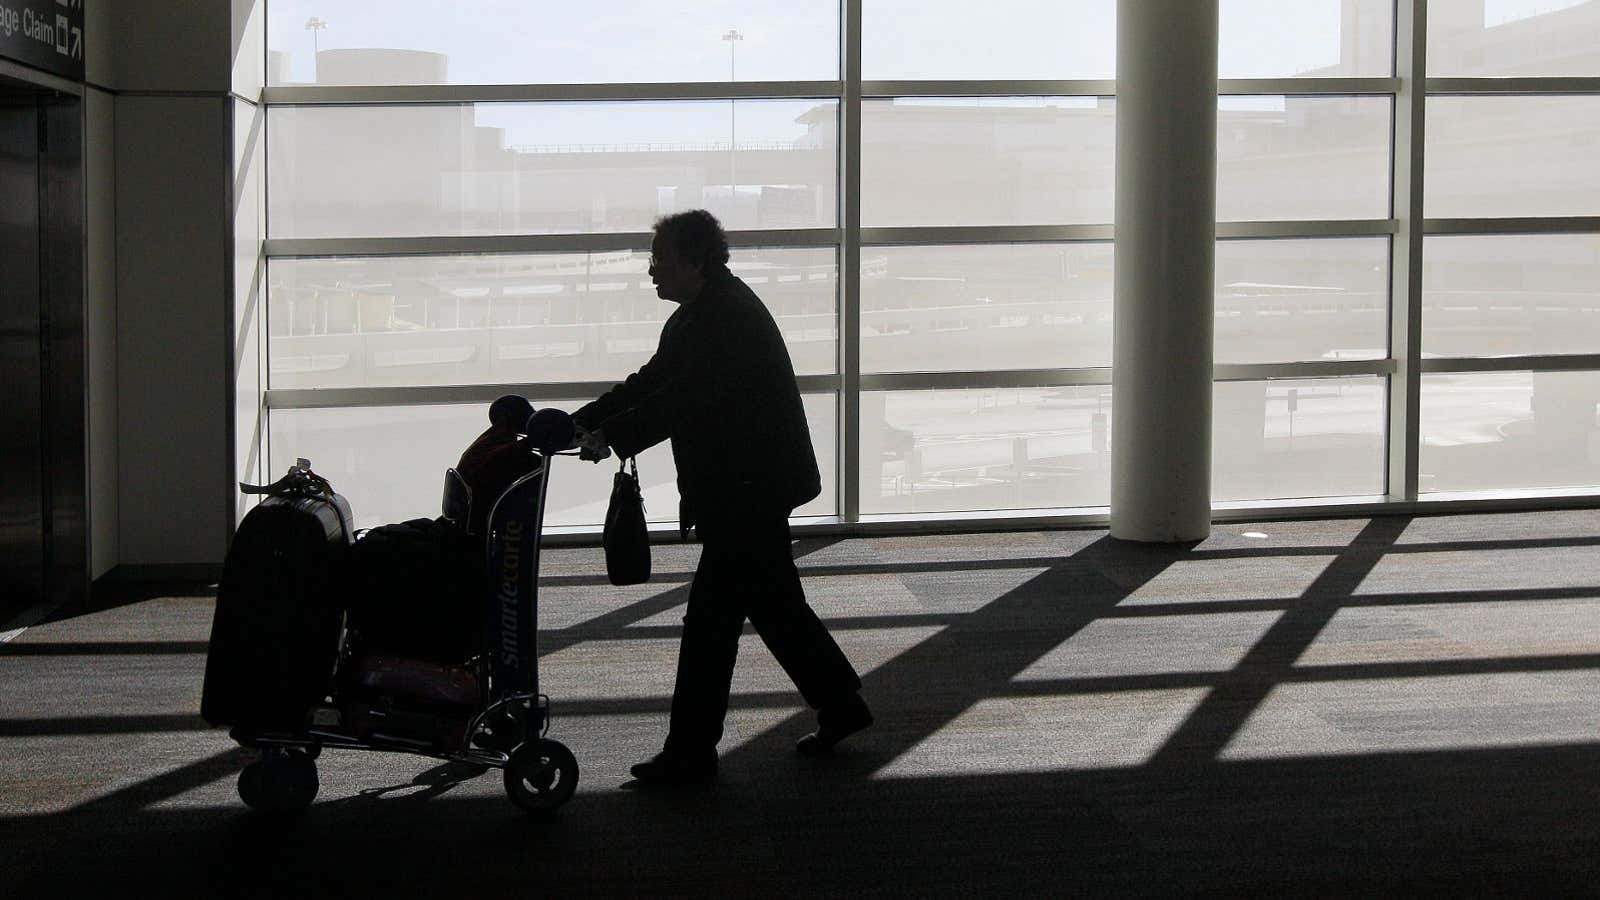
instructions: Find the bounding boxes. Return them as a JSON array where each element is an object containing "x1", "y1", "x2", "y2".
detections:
[
  {"x1": 201, "y1": 460, "x2": 353, "y2": 732},
  {"x1": 343, "y1": 515, "x2": 483, "y2": 665}
]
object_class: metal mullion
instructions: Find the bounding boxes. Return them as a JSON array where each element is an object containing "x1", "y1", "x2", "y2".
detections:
[
  {"x1": 262, "y1": 81, "x2": 844, "y2": 106},
  {"x1": 861, "y1": 224, "x2": 1114, "y2": 245},
  {"x1": 728, "y1": 228, "x2": 844, "y2": 247},
  {"x1": 1420, "y1": 354, "x2": 1600, "y2": 375},
  {"x1": 1388, "y1": 0, "x2": 1427, "y2": 504},
  {"x1": 860, "y1": 369, "x2": 1112, "y2": 392},
  {"x1": 855, "y1": 77, "x2": 1399, "y2": 100},
  {"x1": 265, "y1": 228, "x2": 844, "y2": 259},
  {"x1": 1424, "y1": 216, "x2": 1600, "y2": 236},
  {"x1": 860, "y1": 79, "x2": 1115, "y2": 98},
  {"x1": 552, "y1": 489, "x2": 1600, "y2": 543},
  {"x1": 858, "y1": 222, "x2": 1398, "y2": 246},
  {"x1": 1213, "y1": 360, "x2": 1394, "y2": 382},
  {"x1": 1426, "y1": 76, "x2": 1600, "y2": 95},
  {"x1": 1219, "y1": 77, "x2": 1399, "y2": 95},
  {"x1": 1216, "y1": 219, "x2": 1397, "y2": 239},
  {"x1": 268, "y1": 385, "x2": 623, "y2": 409},
  {"x1": 268, "y1": 375, "x2": 845, "y2": 411},
  {"x1": 262, "y1": 58, "x2": 276, "y2": 476},
  {"x1": 841, "y1": 0, "x2": 863, "y2": 524}
]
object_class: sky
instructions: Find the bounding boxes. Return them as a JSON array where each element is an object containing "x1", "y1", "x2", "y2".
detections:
[
  {"x1": 266, "y1": 0, "x2": 1366, "y2": 84},
  {"x1": 264, "y1": 1, "x2": 1596, "y2": 145}
]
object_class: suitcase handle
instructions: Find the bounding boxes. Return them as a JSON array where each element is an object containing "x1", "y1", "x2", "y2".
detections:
[{"x1": 241, "y1": 459, "x2": 335, "y2": 500}]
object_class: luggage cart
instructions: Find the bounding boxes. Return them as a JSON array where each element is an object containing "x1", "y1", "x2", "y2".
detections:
[{"x1": 224, "y1": 446, "x2": 579, "y2": 816}]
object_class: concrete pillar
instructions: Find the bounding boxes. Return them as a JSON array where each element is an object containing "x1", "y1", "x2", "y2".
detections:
[{"x1": 1110, "y1": 0, "x2": 1218, "y2": 542}]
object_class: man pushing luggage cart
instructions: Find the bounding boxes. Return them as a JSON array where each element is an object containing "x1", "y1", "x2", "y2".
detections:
[{"x1": 572, "y1": 209, "x2": 873, "y2": 787}]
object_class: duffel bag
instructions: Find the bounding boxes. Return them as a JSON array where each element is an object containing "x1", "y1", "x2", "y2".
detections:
[{"x1": 344, "y1": 516, "x2": 483, "y2": 664}]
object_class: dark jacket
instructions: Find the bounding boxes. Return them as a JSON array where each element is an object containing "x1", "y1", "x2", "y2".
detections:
[{"x1": 572, "y1": 268, "x2": 821, "y2": 531}]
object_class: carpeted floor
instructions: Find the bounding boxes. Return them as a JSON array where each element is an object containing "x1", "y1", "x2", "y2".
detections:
[{"x1": 4, "y1": 510, "x2": 1599, "y2": 897}]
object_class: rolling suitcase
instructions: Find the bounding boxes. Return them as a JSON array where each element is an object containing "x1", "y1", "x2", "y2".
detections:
[{"x1": 201, "y1": 461, "x2": 353, "y2": 731}]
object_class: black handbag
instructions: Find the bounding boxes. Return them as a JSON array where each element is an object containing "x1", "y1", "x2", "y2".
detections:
[{"x1": 604, "y1": 456, "x2": 650, "y2": 586}]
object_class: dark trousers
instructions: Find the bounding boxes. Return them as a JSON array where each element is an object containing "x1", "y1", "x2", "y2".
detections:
[{"x1": 663, "y1": 509, "x2": 861, "y2": 756}]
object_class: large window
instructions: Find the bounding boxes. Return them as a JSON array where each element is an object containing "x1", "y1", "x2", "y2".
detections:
[
  {"x1": 860, "y1": 243, "x2": 1113, "y2": 373},
  {"x1": 861, "y1": 98, "x2": 1115, "y2": 228},
  {"x1": 258, "y1": 1, "x2": 1600, "y2": 528},
  {"x1": 1213, "y1": 1, "x2": 1396, "y2": 504},
  {"x1": 268, "y1": 101, "x2": 839, "y2": 238},
  {"x1": 266, "y1": 1, "x2": 841, "y2": 85},
  {"x1": 1419, "y1": 0, "x2": 1600, "y2": 499},
  {"x1": 268, "y1": 248, "x2": 837, "y2": 390}
]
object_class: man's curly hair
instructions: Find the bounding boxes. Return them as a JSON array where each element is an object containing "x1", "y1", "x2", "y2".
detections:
[{"x1": 654, "y1": 209, "x2": 731, "y2": 274}]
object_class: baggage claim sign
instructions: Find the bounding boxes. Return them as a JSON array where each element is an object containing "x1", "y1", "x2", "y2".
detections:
[{"x1": 0, "y1": 0, "x2": 84, "y2": 81}]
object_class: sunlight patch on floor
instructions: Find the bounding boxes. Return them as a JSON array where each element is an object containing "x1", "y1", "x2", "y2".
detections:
[
  {"x1": 1295, "y1": 599, "x2": 1600, "y2": 666},
  {"x1": 1118, "y1": 558, "x2": 1336, "y2": 605},
  {"x1": 1015, "y1": 612, "x2": 1282, "y2": 679},
  {"x1": 873, "y1": 689, "x2": 1209, "y2": 778},
  {"x1": 1221, "y1": 671, "x2": 1600, "y2": 759}
]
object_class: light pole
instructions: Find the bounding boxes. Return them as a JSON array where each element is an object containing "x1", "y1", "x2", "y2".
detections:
[
  {"x1": 306, "y1": 17, "x2": 327, "y2": 81},
  {"x1": 722, "y1": 29, "x2": 742, "y2": 210}
]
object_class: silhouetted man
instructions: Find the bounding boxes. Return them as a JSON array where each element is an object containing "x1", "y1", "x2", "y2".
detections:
[{"x1": 574, "y1": 209, "x2": 872, "y2": 785}]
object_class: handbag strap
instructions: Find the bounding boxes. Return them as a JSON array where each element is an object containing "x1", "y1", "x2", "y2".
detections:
[{"x1": 616, "y1": 456, "x2": 644, "y2": 508}]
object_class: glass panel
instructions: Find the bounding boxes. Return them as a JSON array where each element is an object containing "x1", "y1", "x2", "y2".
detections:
[
  {"x1": 1215, "y1": 238, "x2": 1389, "y2": 364},
  {"x1": 267, "y1": 248, "x2": 836, "y2": 389},
  {"x1": 862, "y1": 1, "x2": 1115, "y2": 80},
  {"x1": 1212, "y1": 377, "x2": 1386, "y2": 502},
  {"x1": 235, "y1": 98, "x2": 266, "y2": 520},
  {"x1": 1217, "y1": 96, "x2": 1391, "y2": 222},
  {"x1": 861, "y1": 98, "x2": 1116, "y2": 228},
  {"x1": 269, "y1": 394, "x2": 836, "y2": 529},
  {"x1": 266, "y1": 0, "x2": 839, "y2": 85},
  {"x1": 860, "y1": 243, "x2": 1113, "y2": 374},
  {"x1": 1424, "y1": 234, "x2": 1600, "y2": 359},
  {"x1": 1421, "y1": 371, "x2": 1600, "y2": 494},
  {"x1": 1428, "y1": 0, "x2": 1600, "y2": 76},
  {"x1": 1220, "y1": 0, "x2": 1393, "y2": 77},
  {"x1": 267, "y1": 101, "x2": 838, "y2": 238},
  {"x1": 859, "y1": 387, "x2": 1113, "y2": 515},
  {"x1": 1425, "y1": 96, "x2": 1600, "y2": 219}
]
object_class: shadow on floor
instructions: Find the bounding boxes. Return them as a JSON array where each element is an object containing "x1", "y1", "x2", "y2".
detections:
[{"x1": 7, "y1": 515, "x2": 1600, "y2": 895}]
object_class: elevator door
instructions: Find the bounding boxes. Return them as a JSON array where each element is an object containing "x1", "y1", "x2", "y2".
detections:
[{"x1": 0, "y1": 95, "x2": 43, "y2": 620}]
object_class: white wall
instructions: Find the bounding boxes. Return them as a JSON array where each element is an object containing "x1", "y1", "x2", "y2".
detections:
[
  {"x1": 233, "y1": 96, "x2": 265, "y2": 523},
  {"x1": 83, "y1": 1, "x2": 260, "y2": 571},
  {"x1": 83, "y1": 0, "x2": 115, "y2": 88},
  {"x1": 232, "y1": 0, "x2": 264, "y2": 100},
  {"x1": 114, "y1": 96, "x2": 231, "y2": 566},
  {"x1": 102, "y1": 1, "x2": 232, "y2": 93}
]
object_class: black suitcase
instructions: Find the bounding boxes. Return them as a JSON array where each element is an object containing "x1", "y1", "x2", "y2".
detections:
[
  {"x1": 344, "y1": 516, "x2": 483, "y2": 664},
  {"x1": 202, "y1": 466, "x2": 353, "y2": 731}
]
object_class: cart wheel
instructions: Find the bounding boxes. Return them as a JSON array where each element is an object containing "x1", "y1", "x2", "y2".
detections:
[
  {"x1": 504, "y1": 739, "x2": 578, "y2": 814},
  {"x1": 239, "y1": 750, "x2": 319, "y2": 814},
  {"x1": 237, "y1": 760, "x2": 267, "y2": 808}
]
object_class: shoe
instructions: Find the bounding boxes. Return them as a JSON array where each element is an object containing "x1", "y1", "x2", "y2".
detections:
[
  {"x1": 796, "y1": 694, "x2": 873, "y2": 757},
  {"x1": 629, "y1": 751, "x2": 718, "y2": 786}
]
